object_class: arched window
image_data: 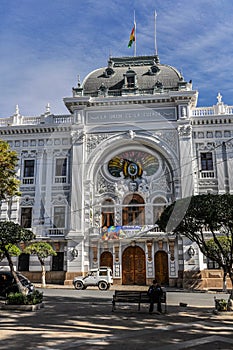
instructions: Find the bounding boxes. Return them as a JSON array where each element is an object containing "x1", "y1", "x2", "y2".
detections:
[
  {"x1": 122, "y1": 194, "x2": 145, "y2": 226},
  {"x1": 153, "y1": 197, "x2": 166, "y2": 223},
  {"x1": 101, "y1": 199, "x2": 115, "y2": 228}
]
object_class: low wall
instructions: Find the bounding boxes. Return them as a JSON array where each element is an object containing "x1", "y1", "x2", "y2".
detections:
[
  {"x1": 183, "y1": 269, "x2": 232, "y2": 290},
  {"x1": 21, "y1": 271, "x2": 66, "y2": 285}
]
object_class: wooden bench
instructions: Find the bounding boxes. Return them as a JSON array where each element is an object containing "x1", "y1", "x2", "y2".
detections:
[{"x1": 112, "y1": 290, "x2": 167, "y2": 313}]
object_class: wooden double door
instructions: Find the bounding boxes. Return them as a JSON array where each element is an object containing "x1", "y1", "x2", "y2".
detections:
[
  {"x1": 122, "y1": 246, "x2": 146, "y2": 285},
  {"x1": 100, "y1": 251, "x2": 113, "y2": 271},
  {"x1": 154, "y1": 251, "x2": 169, "y2": 285}
]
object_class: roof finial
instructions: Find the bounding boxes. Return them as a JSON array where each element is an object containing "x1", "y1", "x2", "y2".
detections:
[
  {"x1": 15, "y1": 104, "x2": 20, "y2": 116},
  {"x1": 217, "y1": 92, "x2": 222, "y2": 104},
  {"x1": 46, "y1": 103, "x2": 50, "y2": 114},
  {"x1": 77, "y1": 75, "x2": 81, "y2": 87}
]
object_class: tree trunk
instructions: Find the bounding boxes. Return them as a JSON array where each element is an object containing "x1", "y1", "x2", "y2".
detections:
[
  {"x1": 222, "y1": 269, "x2": 227, "y2": 292},
  {"x1": 39, "y1": 258, "x2": 46, "y2": 288},
  {"x1": 229, "y1": 270, "x2": 233, "y2": 300},
  {"x1": 5, "y1": 249, "x2": 28, "y2": 295}
]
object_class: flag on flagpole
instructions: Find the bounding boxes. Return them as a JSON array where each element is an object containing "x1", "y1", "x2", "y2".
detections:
[{"x1": 128, "y1": 25, "x2": 135, "y2": 48}]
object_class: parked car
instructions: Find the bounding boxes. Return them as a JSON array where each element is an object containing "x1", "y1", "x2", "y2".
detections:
[
  {"x1": 73, "y1": 267, "x2": 113, "y2": 291},
  {"x1": 0, "y1": 270, "x2": 34, "y2": 298}
]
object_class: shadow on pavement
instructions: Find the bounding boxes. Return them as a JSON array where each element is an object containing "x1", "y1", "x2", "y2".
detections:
[{"x1": 0, "y1": 295, "x2": 232, "y2": 350}]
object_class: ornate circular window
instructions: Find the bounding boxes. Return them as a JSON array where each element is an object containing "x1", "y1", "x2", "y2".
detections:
[{"x1": 108, "y1": 151, "x2": 159, "y2": 179}]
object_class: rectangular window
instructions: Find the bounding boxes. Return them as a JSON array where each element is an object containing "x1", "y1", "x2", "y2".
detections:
[
  {"x1": 53, "y1": 206, "x2": 66, "y2": 228},
  {"x1": 101, "y1": 213, "x2": 114, "y2": 227},
  {"x1": 127, "y1": 76, "x2": 135, "y2": 88},
  {"x1": 55, "y1": 158, "x2": 67, "y2": 177},
  {"x1": 201, "y1": 152, "x2": 213, "y2": 171},
  {"x1": 55, "y1": 158, "x2": 67, "y2": 183},
  {"x1": 18, "y1": 253, "x2": 30, "y2": 271},
  {"x1": 23, "y1": 160, "x2": 35, "y2": 177},
  {"x1": 21, "y1": 207, "x2": 32, "y2": 228},
  {"x1": 52, "y1": 252, "x2": 64, "y2": 271}
]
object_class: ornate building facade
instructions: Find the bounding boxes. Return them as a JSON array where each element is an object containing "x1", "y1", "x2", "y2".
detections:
[{"x1": 0, "y1": 54, "x2": 232, "y2": 289}]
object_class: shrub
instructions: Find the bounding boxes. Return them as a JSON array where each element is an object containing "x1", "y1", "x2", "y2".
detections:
[
  {"x1": 7, "y1": 292, "x2": 26, "y2": 305},
  {"x1": 215, "y1": 298, "x2": 228, "y2": 311},
  {"x1": 7, "y1": 290, "x2": 43, "y2": 305}
]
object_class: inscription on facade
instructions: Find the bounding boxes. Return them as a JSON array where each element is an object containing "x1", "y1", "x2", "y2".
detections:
[{"x1": 87, "y1": 108, "x2": 176, "y2": 124}]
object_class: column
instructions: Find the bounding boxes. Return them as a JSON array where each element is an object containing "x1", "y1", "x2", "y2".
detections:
[
  {"x1": 215, "y1": 143, "x2": 225, "y2": 194},
  {"x1": 33, "y1": 150, "x2": 44, "y2": 235},
  {"x1": 178, "y1": 123, "x2": 194, "y2": 198},
  {"x1": 69, "y1": 130, "x2": 85, "y2": 233},
  {"x1": 226, "y1": 143, "x2": 233, "y2": 193},
  {"x1": 44, "y1": 149, "x2": 53, "y2": 230}
]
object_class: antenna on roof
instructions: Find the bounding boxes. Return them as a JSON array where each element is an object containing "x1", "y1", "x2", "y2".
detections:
[{"x1": 154, "y1": 10, "x2": 158, "y2": 56}]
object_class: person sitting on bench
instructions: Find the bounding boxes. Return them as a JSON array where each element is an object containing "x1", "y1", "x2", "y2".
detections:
[{"x1": 147, "y1": 279, "x2": 163, "y2": 314}]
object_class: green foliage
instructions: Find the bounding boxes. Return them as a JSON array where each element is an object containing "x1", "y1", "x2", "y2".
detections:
[
  {"x1": 26, "y1": 289, "x2": 44, "y2": 305},
  {"x1": 157, "y1": 194, "x2": 233, "y2": 287},
  {"x1": 7, "y1": 292, "x2": 25, "y2": 305},
  {"x1": 206, "y1": 236, "x2": 232, "y2": 262},
  {"x1": 0, "y1": 221, "x2": 35, "y2": 294},
  {"x1": 0, "y1": 244, "x2": 21, "y2": 261},
  {"x1": 7, "y1": 290, "x2": 43, "y2": 305},
  {"x1": 0, "y1": 221, "x2": 35, "y2": 248},
  {"x1": 0, "y1": 139, "x2": 20, "y2": 200},
  {"x1": 215, "y1": 298, "x2": 228, "y2": 311},
  {"x1": 24, "y1": 242, "x2": 57, "y2": 260}
]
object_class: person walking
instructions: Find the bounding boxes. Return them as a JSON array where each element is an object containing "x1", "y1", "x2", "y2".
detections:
[{"x1": 148, "y1": 279, "x2": 163, "y2": 314}]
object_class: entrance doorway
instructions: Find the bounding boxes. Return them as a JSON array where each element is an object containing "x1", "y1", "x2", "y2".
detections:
[
  {"x1": 154, "y1": 251, "x2": 169, "y2": 285},
  {"x1": 100, "y1": 251, "x2": 113, "y2": 271},
  {"x1": 122, "y1": 246, "x2": 146, "y2": 285}
]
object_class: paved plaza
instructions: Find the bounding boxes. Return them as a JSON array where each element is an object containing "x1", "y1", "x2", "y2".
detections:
[{"x1": 0, "y1": 287, "x2": 233, "y2": 350}]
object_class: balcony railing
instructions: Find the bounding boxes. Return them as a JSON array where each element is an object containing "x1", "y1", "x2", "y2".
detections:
[
  {"x1": 54, "y1": 176, "x2": 67, "y2": 184},
  {"x1": 22, "y1": 177, "x2": 34, "y2": 185},
  {"x1": 200, "y1": 171, "x2": 215, "y2": 178},
  {"x1": 192, "y1": 105, "x2": 233, "y2": 117},
  {"x1": 48, "y1": 229, "x2": 66, "y2": 236}
]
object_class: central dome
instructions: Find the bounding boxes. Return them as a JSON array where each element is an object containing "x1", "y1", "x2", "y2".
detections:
[{"x1": 81, "y1": 55, "x2": 187, "y2": 97}]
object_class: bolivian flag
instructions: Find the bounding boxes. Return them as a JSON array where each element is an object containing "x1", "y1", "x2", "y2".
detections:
[{"x1": 128, "y1": 25, "x2": 135, "y2": 48}]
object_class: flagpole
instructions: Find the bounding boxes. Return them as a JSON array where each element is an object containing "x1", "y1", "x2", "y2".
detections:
[
  {"x1": 154, "y1": 10, "x2": 158, "y2": 56},
  {"x1": 134, "y1": 10, "x2": 136, "y2": 57}
]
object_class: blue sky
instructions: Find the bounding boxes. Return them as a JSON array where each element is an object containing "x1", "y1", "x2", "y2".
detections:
[{"x1": 1, "y1": 0, "x2": 233, "y2": 117}]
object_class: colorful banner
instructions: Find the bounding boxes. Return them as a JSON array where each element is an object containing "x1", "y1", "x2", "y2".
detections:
[{"x1": 101, "y1": 225, "x2": 151, "y2": 240}]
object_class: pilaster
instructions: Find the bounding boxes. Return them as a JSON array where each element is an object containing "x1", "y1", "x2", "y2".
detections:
[
  {"x1": 215, "y1": 143, "x2": 226, "y2": 194},
  {"x1": 178, "y1": 122, "x2": 194, "y2": 198},
  {"x1": 44, "y1": 149, "x2": 53, "y2": 228}
]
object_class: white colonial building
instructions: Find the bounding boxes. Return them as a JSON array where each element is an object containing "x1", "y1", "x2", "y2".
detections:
[{"x1": 0, "y1": 54, "x2": 232, "y2": 289}]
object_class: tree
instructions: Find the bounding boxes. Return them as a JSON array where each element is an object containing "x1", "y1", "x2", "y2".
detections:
[
  {"x1": 0, "y1": 243, "x2": 21, "y2": 261},
  {"x1": 0, "y1": 221, "x2": 35, "y2": 294},
  {"x1": 157, "y1": 194, "x2": 233, "y2": 294},
  {"x1": 0, "y1": 139, "x2": 20, "y2": 200},
  {"x1": 24, "y1": 242, "x2": 57, "y2": 287}
]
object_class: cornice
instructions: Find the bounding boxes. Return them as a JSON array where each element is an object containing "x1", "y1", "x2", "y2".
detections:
[
  {"x1": 0, "y1": 125, "x2": 71, "y2": 135},
  {"x1": 64, "y1": 90, "x2": 197, "y2": 113}
]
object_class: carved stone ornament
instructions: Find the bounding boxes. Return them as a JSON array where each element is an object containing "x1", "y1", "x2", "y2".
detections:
[
  {"x1": 153, "y1": 130, "x2": 178, "y2": 155},
  {"x1": 97, "y1": 173, "x2": 115, "y2": 194},
  {"x1": 21, "y1": 151, "x2": 37, "y2": 158},
  {"x1": 86, "y1": 134, "x2": 109, "y2": 155},
  {"x1": 178, "y1": 124, "x2": 192, "y2": 137},
  {"x1": 71, "y1": 130, "x2": 86, "y2": 144},
  {"x1": 20, "y1": 196, "x2": 34, "y2": 206}
]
